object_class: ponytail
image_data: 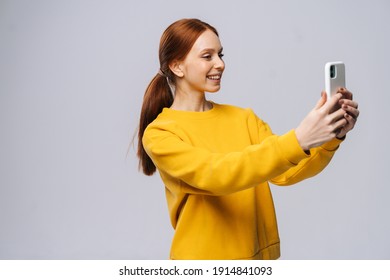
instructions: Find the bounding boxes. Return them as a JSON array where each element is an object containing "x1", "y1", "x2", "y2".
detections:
[{"x1": 137, "y1": 73, "x2": 173, "y2": 175}]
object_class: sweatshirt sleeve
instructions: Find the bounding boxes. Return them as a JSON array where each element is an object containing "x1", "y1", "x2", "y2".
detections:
[
  {"x1": 246, "y1": 108, "x2": 344, "y2": 186},
  {"x1": 269, "y1": 137, "x2": 343, "y2": 186},
  {"x1": 143, "y1": 123, "x2": 310, "y2": 196}
]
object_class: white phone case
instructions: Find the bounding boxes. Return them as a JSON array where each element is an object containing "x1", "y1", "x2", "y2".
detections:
[{"x1": 325, "y1": 61, "x2": 346, "y2": 100}]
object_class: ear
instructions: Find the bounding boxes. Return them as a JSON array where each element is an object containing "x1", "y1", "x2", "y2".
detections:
[{"x1": 169, "y1": 60, "x2": 184, "y2": 78}]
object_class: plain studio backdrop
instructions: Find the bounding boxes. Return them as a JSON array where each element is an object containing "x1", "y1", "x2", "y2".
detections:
[{"x1": 1, "y1": 0, "x2": 389, "y2": 260}]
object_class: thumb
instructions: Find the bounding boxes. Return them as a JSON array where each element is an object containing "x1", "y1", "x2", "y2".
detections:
[{"x1": 314, "y1": 91, "x2": 327, "y2": 109}]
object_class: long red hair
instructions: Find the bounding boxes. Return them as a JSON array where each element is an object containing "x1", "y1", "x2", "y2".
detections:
[{"x1": 137, "y1": 19, "x2": 219, "y2": 175}]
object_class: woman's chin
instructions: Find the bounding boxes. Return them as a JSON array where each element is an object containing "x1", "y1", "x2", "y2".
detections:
[{"x1": 206, "y1": 86, "x2": 221, "y2": 94}]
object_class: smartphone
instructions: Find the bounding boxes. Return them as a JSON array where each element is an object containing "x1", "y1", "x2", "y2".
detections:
[{"x1": 325, "y1": 61, "x2": 346, "y2": 100}]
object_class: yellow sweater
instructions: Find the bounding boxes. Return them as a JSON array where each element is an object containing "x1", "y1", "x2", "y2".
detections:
[{"x1": 143, "y1": 102, "x2": 343, "y2": 260}]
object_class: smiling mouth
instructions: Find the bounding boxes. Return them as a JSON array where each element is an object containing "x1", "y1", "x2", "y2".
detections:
[{"x1": 207, "y1": 74, "x2": 222, "y2": 80}]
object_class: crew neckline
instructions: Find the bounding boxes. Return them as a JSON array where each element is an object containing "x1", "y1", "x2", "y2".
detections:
[{"x1": 162, "y1": 101, "x2": 220, "y2": 120}]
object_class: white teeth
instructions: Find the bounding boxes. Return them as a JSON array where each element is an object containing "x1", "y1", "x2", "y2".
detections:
[{"x1": 207, "y1": 75, "x2": 221, "y2": 80}]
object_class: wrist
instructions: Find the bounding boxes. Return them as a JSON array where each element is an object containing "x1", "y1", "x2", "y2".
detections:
[{"x1": 294, "y1": 128, "x2": 309, "y2": 151}]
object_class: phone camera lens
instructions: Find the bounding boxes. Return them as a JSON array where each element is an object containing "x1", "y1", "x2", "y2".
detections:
[{"x1": 330, "y1": 65, "x2": 336, "y2": 78}]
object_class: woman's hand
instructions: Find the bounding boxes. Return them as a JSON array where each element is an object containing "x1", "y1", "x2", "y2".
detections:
[
  {"x1": 295, "y1": 91, "x2": 348, "y2": 151},
  {"x1": 335, "y1": 88, "x2": 359, "y2": 139}
]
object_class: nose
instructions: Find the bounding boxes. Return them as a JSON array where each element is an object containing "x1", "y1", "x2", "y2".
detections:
[{"x1": 214, "y1": 56, "x2": 225, "y2": 71}]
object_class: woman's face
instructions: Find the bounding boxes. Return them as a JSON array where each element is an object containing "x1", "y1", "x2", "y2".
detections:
[{"x1": 175, "y1": 29, "x2": 225, "y2": 94}]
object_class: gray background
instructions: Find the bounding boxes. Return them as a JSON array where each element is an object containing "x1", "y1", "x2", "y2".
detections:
[{"x1": 1, "y1": 0, "x2": 389, "y2": 259}]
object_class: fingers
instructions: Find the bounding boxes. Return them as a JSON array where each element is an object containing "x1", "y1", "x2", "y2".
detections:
[
  {"x1": 342, "y1": 104, "x2": 360, "y2": 119},
  {"x1": 315, "y1": 91, "x2": 327, "y2": 109},
  {"x1": 328, "y1": 107, "x2": 346, "y2": 123},
  {"x1": 345, "y1": 111, "x2": 357, "y2": 124},
  {"x1": 323, "y1": 92, "x2": 343, "y2": 113},
  {"x1": 340, "y1": 98, "x2": 358, "y2": 109},
  {"x1": 343, "y1": 108, "x2": 357, "y2": 129},
  {"x1": 339, "y1": 99, "x2": 360, "y2": 119},
  {"x1": 340, "y1": 98, "x2": 359, "y2": 108},
  {"x1": 332, "y1": 115, "x2": 348, "y2": 132},
  {"x1": 337, "y1": 87, "x2": 353, "y2": 100},
  {"x1": 338, "y1": 111, "x2": 356, "y2": 137}
]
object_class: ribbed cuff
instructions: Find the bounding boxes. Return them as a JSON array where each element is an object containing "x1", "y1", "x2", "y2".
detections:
[
  {"x1": 278, "y1": 130, "x2": 310, "y2": 165},
  {"x1": 321, "y1": 137, "x2": 344, "y2": 151}
]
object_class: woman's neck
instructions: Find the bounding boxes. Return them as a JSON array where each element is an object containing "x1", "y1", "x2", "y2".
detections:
[{"x1": 170, "y1": 90, "x2": 212, "y2": 112}]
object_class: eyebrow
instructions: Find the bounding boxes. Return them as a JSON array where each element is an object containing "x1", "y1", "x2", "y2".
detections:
[{"x1": 201, "y1": 47, "x2": 224, "y2": 53}]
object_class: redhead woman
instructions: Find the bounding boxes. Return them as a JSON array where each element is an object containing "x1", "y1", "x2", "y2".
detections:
[{"x1": 137, "y1": 18, "x2": 359, "y2": 260}]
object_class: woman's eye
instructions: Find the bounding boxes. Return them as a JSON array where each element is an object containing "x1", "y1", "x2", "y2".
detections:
[{"x1": 202, "y1": 53, "x2": 224, "y2": 60}]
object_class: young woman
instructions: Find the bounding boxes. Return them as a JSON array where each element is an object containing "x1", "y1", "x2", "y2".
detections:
[{"x1": 137, "y1": 18, "x2": 359, "y2": 260}]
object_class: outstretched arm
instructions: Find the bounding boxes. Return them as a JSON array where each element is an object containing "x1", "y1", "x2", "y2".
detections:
[{"x1": 271, "y1": 88, "x2": 359, "y2": 186}]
